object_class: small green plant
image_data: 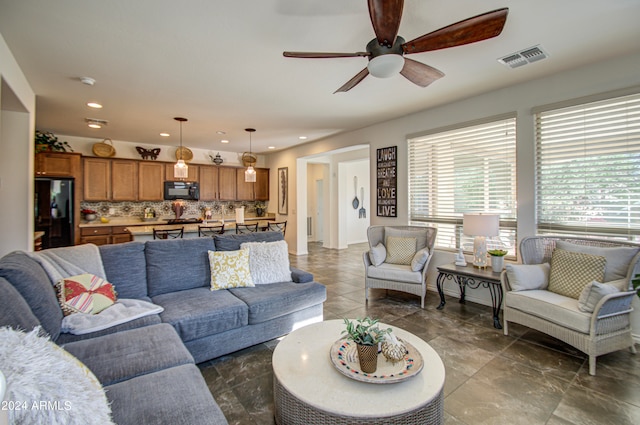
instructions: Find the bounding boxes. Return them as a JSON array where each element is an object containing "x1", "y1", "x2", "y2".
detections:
[
  {"x1": 632, "y1": 274, "x2": 640, "y2": 299},
  {"x1": 488, "y1": 249, "x2": 508, "y2": 257},
  {"x1": 342, "y1": 317, "x2": 391, "y2": 346},
  {"x1": 35, "y1": 130, "x2": 73, "y2": 153}
]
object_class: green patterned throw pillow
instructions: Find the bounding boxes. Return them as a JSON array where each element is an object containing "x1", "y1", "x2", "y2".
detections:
[
  {"x1": 385, "y1": 236, "x2": 417, "y2": 265},
  {"x1": 548, "y1": 249, "x2": 606, "y2": 299}
]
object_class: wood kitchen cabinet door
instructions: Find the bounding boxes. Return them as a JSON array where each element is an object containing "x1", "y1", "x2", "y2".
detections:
[
  {"x1": 236, "y1": 168, "x2": 254, "y2": 201},
  {"x1": 254, "y1": 168, "x2": 269, "y2": 201},
  {"x1": 138, "y1": 162, "x2": 165, "y2": 201},
  {"x1": 35, "y1": 152, "x2": 81, "y2": 177},
  {"x1": 111, "y1": 160, "x2": 138, "y2": 201},
  {"x1": 199, "y1": 165, "x2": 219, "y2": 201},
  {"x1": 218, "y1": 167, "x2": 237, "y2": 200},
  {"x1": 83, "y1": 158, "x2": 111, "y2": 201},
  {"x1": 164, "y1": 163, "x2": 199, "y2": 182}
]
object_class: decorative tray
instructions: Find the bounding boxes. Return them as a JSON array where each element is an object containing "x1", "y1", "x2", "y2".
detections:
[{"x1": 329, "y1": 338, "x2": 423, "y2": 384}]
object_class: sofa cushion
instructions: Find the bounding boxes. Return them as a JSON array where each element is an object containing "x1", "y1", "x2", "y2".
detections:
[
  {"x1": 506, "y1": 290, "x2": 591, "y2": 334},
  {"x1": 548, "y1": 249, "x2": 606, "y2": 299},
  {"x1": 146, "y1": 238, "x2": 215, "y2": 297},
  {"x1": 214, "y1": 230, "x2": 283, "y2": 251},
  {"x1": 100, "y1": 242, "x2": 148, "y2": 299},
  {"x1": 208, "y1": 249, "x2": 255, "y2": 290},
  {"x1": 152, "y1": 287, "x2": 248, "y2": 342},
  {"x1": 56, "y1": 273, "x2": 117, "y2": 315},
  {"x1": 367, "y1": 263, "x2": 422, "y2": 284},
  {"x1": 241, "y1": 240, "x2": 292, "y2": 284},
  {"x1": 385, "y1": 227, "x2": 429, "y2": 251},
  {"x1": 0, "y1": 251, "x2": 63, "y2": 340},
  {"x1": 62, "y1": 323, "x2": 194, "y2": 386},
  {"x1": 505, "y1": 263, "x2": 550, "y2": 291},
  {"x1": 105, "y1": 363, "x2": 228, "y2": 425},
  {"x1": 578, "y1": 281, "x2": 620, "y2": 313},
  {"x1": 229, "y1": 281, "x2": 327, "y2": 324},
  {"x1": 385, "y1": 236, "x2": 416, "y2": 265},
  {"x1": 555, "y1": 241, "x2": 640, "y2": 282},
  {"x1": 0, "y1": 276, "x2": 40, "y2": 331}
]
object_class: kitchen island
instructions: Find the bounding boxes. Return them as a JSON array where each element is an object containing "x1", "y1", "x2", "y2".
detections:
[{"x1": 128, "y1": 218, "x2": 276, "y2": 242}]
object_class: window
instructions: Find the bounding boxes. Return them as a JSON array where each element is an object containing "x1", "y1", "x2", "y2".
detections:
[
  {"x1": 408, "y1": 116, "x2": 517, "y2": 253},
  {"x1": 535, "y1": 92, "x2": 640, "y2": 240}
]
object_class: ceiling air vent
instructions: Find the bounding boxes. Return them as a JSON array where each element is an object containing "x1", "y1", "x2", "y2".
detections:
[{"x1": 498, "y1": 45, "x2": 548, "y2": 69}]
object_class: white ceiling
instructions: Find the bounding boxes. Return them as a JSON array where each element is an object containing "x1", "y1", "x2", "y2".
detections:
[{"x1": 1, "y1": 0, "x2": 639, "y2": 154}]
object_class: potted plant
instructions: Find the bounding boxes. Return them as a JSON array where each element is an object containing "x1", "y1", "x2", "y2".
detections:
[
  {"x1": 632, "y1": 274, "x2": 640, "y2": 299},
  {"x1": 35, "y1": 130, "x2": 73, "y2": 153},
  {"x1": 255, "y1": 201, "x2": 265, "y2": 217},
  {"x1": 488, "y1": 249, "x2": 508, "y2": 273},
  {"x1": 342, "y1": 317, "x2": 390, "y2": 373}
]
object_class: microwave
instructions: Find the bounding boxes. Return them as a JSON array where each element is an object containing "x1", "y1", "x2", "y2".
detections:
[{"x1": 163, "y1": 181, "x2": 199, "y2": 200}]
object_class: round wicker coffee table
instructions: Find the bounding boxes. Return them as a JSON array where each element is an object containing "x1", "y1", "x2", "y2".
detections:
[{"x1": 272, "y1": 320, "x2": 445, "y2": 425}]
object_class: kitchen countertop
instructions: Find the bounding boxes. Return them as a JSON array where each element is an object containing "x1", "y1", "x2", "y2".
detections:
[{"x1": 79, "y1": 214, "x2": 275, "y2": 228}]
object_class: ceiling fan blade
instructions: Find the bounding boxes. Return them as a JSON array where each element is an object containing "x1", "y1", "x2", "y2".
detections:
[
  {"x1": 334, "y1": 68, "x2": 370, "y2": 93},
  {"x1": 368, "y1": 0, "x2": 404, "y2": 47},
  {"x1": 284, "y1": 51, "x2": 369, "y2": 59},
  {"x1": 403, "y1": 8, "x2": 509, "y2": 54},
  {"x1": 400, "y1": 58, "x2": 444, "y2": 87}
]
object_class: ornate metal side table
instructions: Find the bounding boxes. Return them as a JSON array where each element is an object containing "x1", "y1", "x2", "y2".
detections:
[{"x1": 436, "y1": 263, "x2": 503, "y2": 329}]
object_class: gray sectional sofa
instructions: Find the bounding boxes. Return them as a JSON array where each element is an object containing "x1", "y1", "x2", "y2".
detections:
[{"x1": 0, "y1": 231, "x2": 326, "y2": 425}]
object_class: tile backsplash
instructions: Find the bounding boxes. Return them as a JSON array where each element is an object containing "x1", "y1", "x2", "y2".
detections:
[{"x1": 80, "y1": 200, "x2": 268, "y2": 219}]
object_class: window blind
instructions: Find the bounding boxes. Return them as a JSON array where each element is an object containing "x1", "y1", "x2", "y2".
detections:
[
  {"x1": 535, "y1": 92, "x2": 640, "y2": 240},
  {"x1": 408, "y1": 117, "x2": 517, "y2": 252}
]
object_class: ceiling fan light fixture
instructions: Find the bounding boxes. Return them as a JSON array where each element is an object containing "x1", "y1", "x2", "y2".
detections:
[{"x1": 367, "y1": 54, "x2": 404, "y2": 78}]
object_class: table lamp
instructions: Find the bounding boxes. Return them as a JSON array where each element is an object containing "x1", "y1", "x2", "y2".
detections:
[{"x1": 463, "y1": 213, "x2": 500, "y2": 268}]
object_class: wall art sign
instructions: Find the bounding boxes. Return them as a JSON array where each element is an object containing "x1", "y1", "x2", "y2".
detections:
[
  {"x1": 377, "y1": 146, "x2": 397, "y2": 217},
  {"x1": 278, "y1": 167, "x2": 288, "y2": 215}
]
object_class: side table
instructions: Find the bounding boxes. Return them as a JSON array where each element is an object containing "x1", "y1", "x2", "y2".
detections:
[{"x1": 436, "y1": 263, "x2": 503, "y2": 329}]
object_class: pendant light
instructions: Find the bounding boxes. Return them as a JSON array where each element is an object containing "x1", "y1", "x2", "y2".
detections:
[
  {"x1": 244, "y1": 128, "x2": 256, "y2": 182},
  {"x1": 174, "y1": 117, "x2": 188, "y2": 179}
]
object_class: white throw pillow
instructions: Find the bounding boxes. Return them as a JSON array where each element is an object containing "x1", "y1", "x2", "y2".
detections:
[
  {"x1": 369, "y1": 243, "x2": 386, "y2": 266},
  {"x1": 240, "y1": 240, "x2": 293, "y2": 284},
  {"x1": 410, "y1": 248, "x2": 430, "y2": 272},
  {"x1": 578, "y1": 281, "x2": 619, "y2": 313},
  {"x1": 505, "y1": 263, "x2": 550, "y2": 291}
]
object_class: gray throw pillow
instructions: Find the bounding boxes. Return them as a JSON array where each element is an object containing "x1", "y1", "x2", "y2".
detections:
[
  {"x1": 369, "y1": 243, "x2": 386, "y2": 266},
  {"x1": 578, "y1": 281, "x2": 619, "y2": 313},
  {"x1": 410, "y1": 248, "x2": 430, "y2": 272},
  {"x1": 505, "y1": 263, "x2": 550, "y2": 291}
]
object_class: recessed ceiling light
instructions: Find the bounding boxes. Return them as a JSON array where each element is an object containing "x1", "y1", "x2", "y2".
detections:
[
  {"x1": 160, "y1": 132, "x2": 170, "y2": 137},
  {"x1": 221, "y1": 139, "x2": 229, "y2": 144},
  {"x1": 87, "y1": 102, "x2": 102, "y2": 109},
  {"x1": 216, "y1": 131, "x2": 226, "y2": 135},
  {"x1": 80, "y1": 76, "x2": 95, "y2": 86},
  {"x1": 268, "y1": 146, "x2": 275, "y2": 150},
  {"x1": 299, "y1": 136, "x2": 307, "y2": 140},
  {"x1": 85, "y1": 118, "x2": 108, "y2": 129}
]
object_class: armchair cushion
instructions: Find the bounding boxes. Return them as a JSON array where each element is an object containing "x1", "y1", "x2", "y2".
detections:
[
  {"x1": 505, "y1": 290, "x2": 591, "y2": 333},
  {"x1": 505, "y1": 263, "x2": 550, "y2": 291},
  {"x1": 548, "y1": 249, "x2": 606, "y2": 299},
  {"x1": 555, "y1": 241, "x2": 639, "y2": 282},
  {"x1": 410, "y1": 248, "x2": 430, "y2": 272},
  {"x1": 385, "y1": 236, "x2": 416, "y2": 265},
  {"x1": 578, "y1": 281, "x2": 620, "y2": 313},
  {"x1": 367, "y1": 263, "x2": 422, "y2": 284},
  {"x1": 369, "y1": 243, "x2": 386, "y2": 266}
]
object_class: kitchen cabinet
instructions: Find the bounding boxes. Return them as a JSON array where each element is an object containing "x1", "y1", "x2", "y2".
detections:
[
  {"x1": 35, "y1": 152, "x2": 81, "y2": 177},
  {"x1": 83, "y1": 158, "x2": 111, "y2": 201},
  {"x1": 199, "y1": 165, "x2": 236, "y2": 201},
  {"x1": 80, "y1": 225, "x2": 135, "y2": 245},
  {"x1": 138, "y1": 162, "x2": 165, "y2": 201},
  {"x1": 112, "y1": 160, "x2": 138, "y2": 201},
  {"x1": 164, "y1": 163, "x2": 199, "y2": 182},
  {"x1": 236, "y1": 167, "x2": 270, "y2": 201}
]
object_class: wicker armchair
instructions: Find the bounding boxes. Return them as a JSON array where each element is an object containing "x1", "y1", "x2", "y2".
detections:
[
  {"x1": 502, "y1": 236, "x2": 640, "y2": 375},
  {"x1": 363, "y1": 225, "x2": 437, "y2": 309}
]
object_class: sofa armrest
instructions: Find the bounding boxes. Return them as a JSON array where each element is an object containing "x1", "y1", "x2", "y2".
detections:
[
  {"x1": 290, "y1": 267, "x2": 313, "y2": 283},
  {"x1": 500, "y1": 270, "x2": 513, "y2": 293},
  {"x1": 590, "y1": 290, "x2": 635, "y2": 335}
]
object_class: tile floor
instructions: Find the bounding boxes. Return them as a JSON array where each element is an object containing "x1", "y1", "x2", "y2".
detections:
[{"x1": 198, "y1": 242, "x2": 640, "y2": 425}]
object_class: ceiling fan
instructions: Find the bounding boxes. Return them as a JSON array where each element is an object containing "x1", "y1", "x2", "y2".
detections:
[{"x1": 283, "y1": 1, "x2": 508, "y2": 93}]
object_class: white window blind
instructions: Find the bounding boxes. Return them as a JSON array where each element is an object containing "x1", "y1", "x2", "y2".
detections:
[
  {"x1": 408, "y1": 117, "x2": 517, "y2": 253},
  {"x1": 535, "y1": 92, "x2": 640, "y2": 240}
]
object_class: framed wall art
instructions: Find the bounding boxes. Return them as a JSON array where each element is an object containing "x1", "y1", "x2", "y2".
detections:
[
  {"x1": 376, "y1": 146, "x2": 397, "y2": 217},
  {"x1": 278, "y1": 167, "x2": 288, "y2": 215}
]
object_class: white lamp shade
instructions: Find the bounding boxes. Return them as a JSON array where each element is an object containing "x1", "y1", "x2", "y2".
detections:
[
  {"x1": 463, "y1": 213, "x2": 500, "y2": 237},
  {"x1": 244, "y1": 166, "x2": 256, "y2": 182},
  {"x1": 367, "y1": 54, "x2": 405, "y2": 78},
  {"x1": 174, "y1": 160, "x2": 188, "y2": 179}
]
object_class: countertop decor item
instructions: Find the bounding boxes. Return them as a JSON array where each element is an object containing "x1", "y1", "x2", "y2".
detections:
[{"x1": 92, "y1": 138, "x2": 115, "y2": 157}]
